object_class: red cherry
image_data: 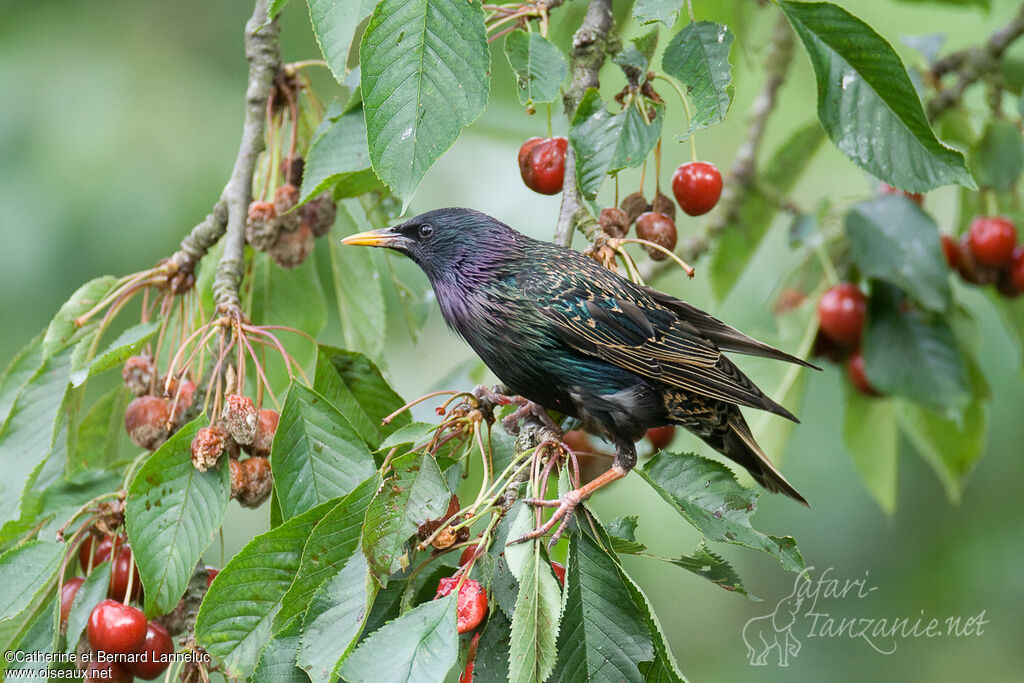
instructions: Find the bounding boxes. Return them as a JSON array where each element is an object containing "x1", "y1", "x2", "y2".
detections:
[
  {"x1": 60, "y1": 577, "x2": 85, "y2": 630},
  {"x1": 126, "y1": 621, "x2": 174, "y2": 680},
  {"x1": 967, "y1": 216, "x2": 1017, "y2": 266},
  {"x1": 940, "y1": 234, "x2": 959, "y2": 269},
  {"x1": 84, "y1": 660, "x2": 133, "y2": 683},
  {"x1": 109, "y1": 543, "x2": 143, "y2": 603},
  {"x1": 87, "y1": 599, "x2": 148, "y2": 654},
  {"x1": 458, "y1": 545, "x2": 477, "y2": 567},
  {"x1": 459, "y1": 632, "x2": 480, "y2": 683},
  {"x1": 817, "y1": 283, "x2": 867, "y2": 346},
  {"x1": 518, "y1": 137, "x2": 567, "y2": 195},
  {"x1": 206, "y1": 566, "x2": 220, "y2": 588},
  {"x1": 1010, "y1": 246, "x2": 1024, "y2": 294},
  {"x1": 846, "y1": 352, "x2": 880, "y2": 397},
  {"x1": 671, "y1": 162, "x2": 723, "y2": 216},
  {"x1": 437, "y1": 577, "x2": 488, "y2": 634},
  {"x1": 550, "y1": 561, "x2": 566, "y2": 586},
  {"x1": 80, "y1": 534, "x2": 114, "y2": 574},
  {"x1": 879, "y1": 182, "x2": 924, "y2": 206},
  {"x1": 645, "y1": 426, "x2": 676, "y2": 450}
]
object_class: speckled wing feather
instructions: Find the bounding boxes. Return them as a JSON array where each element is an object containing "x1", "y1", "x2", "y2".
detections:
[{"x1": 516, "y1": 252, "x2": 798, "y2": 421}]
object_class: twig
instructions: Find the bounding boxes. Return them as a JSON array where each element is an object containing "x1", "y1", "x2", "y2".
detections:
[
  {"x1": 213, "y1": 0, "x2": 281, "y2": 314},
  {"x1": 638, "y1": 14, "x2": 793, "y2": 283},
  {"x1": 553, "y1": 0, "x2": 617, "y2": 248},
  {"x1": 926, "y1": 4, "x2": 1024, "y2": 121}
]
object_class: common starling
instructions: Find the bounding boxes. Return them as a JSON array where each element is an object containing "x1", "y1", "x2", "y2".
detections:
[{"x1": 343, "y1": 208, "x2": 815, "y2": 540}]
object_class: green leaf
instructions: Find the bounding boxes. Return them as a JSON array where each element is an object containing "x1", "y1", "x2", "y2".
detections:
[
  {"x1": 971, "y1": 118, "x2": 1024, "y2": 192},
  {"x1": 42, "y1": 276, "x2": 117, "y2": 358},
  {"x1": 708, "y1": 120, "x2": 824, "y2": 300},
  {"x1": 0, "y1": 345, "x2": 72, "y2": 527},
  {"x1": 666, "y1": 541, "x2": 754, "y2": 598},
  {"x1": 2, "y1": 595, "x2": 56, "y2": 679},
  {"x1": 504, "y1": 31, "x2": 568, "y2": 106},
  {"x1": 508, "y1": 540, "x2": 562, "y2": 683},
  {"x1": 898, "y1": 388, "x2": 986, "y2": 503},
  {"x1": 359, "y1": 0, "x2": 490, "y2": 207},
  {"x1": 72, "y1": 385, "x2": 133, "y2": 472},
  {"x1": 862, "y1": 283, "x2": 970, "y2": 411},
  {"x1": 614, "y1": 28, "x2": 660, "y2": 83},
  {"x1": 275, "y1": 474, "x2": 380, "y2": 630},
  {"x1": 300, "y1": 106, "x2": 381, "y2": 204},
  {"x1": 361, "y1": 452, "x2": 449, "y2": 583},
  {"x1": 842, "y1": 385, "x2": 898, "y2": 513},
  {"x1": 569, "y1": 89, "x2": 664, "y2": 199},
  {"x1": 780, "y1": 1, "x2": 974, "y2": 192},
  {"x1": 0, "y1": 541, "x2": 63, "y2": 622},
  {"x1": 125, "y1": 417, "x2": 230, "y2": 617},
  {"x1": 195, "y1": 498, "x2": 337, "y2": 679},
  {"x1": 606, "y1": 515, "x2": 647, "y2": 554},
  {"x1": 251, "y1": 616, "x2": 307, "y2": 683},
  {"x1": 376, "y1": 421, "x2": 435, "y2": 451},
  {"x1": 0, "y1": 332, "x2": 44, "y2": 427},
  {"x1": 306, "y1": 0, "x2": 377, "y2": 83},
  {"x1": 474, "y1": 608, "x2": 512, "y2": 681},
  {"x1": 249, "y1": 254, "x2": 326, "y2": 392},
  {"x1": 298, "y1": 551, "x2": 377, "y2": 679},
  {"x1": 552, "y1": 532, "x2": 652, "y2": 682},
  {"x1": 272, "y1": 382, "x2": 376, "y2": 521},
  {"x1": 314, "y1": 345, "x2": 409, "y2": 446},
  {"x1": 636, "y1": 451, "x2": 804, "y2": 572},
  {"x1": 64, "y1": 563, "x2": 112, "y2": 654},
  {"x1": 632, "y1": 0, "x2": 684, "y2": 26},
  {"x1": 844, "y1": 196, "x2": 952, "y2": 312},
  {"x1": 661, "y1": 21, "x2": 734, "y2": 139},
  {"x1": 339, "y1": 593, "x2": 458, "y2": 682},
  {"x1": 69, "y1": 321, "x2": 159, "y2": 387},
  {"x1": 328, "y1": 206, "x2": 386, "y2": 362}
]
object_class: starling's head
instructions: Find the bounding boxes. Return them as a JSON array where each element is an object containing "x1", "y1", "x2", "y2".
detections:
[{"x1": 341, "y1": 207, "x2": 519, "y2": 281}]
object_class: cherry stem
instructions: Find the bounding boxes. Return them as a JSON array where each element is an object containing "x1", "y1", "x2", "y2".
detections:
[
  {"x1": 652, "y1": 74, "x2": 698, "y2": 162},
  {"x1": 382, "y1": 390, "x2": 460, "y2": 425},
  {"x1": 616, "y1": 237, "x2": 695, "y2": 277}
]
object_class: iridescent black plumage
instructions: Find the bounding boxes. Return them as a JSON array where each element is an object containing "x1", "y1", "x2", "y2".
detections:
[{"x1": 343, "y1": 208, "x2": 812, "y2": 505}]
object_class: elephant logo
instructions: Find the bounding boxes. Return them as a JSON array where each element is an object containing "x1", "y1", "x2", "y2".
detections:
[{"x1": 742, "y1": 573, "x2": 809, "y2": 667}]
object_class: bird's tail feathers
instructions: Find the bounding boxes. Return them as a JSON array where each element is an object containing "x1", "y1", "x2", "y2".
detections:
[{"x1": 723, "y1": 413, "x2": 809, "y2": 506}]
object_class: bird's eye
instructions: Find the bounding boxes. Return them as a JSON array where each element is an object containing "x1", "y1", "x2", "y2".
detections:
[{"x1": 417, "y1": 223, "x2": 434, "y2": 239}]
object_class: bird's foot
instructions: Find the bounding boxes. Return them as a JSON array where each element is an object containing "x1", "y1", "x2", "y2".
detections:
[
  {"x1": 510, "y1": 488, "x2": 585, "y2": 550},
  {"x1": 502, "y1": 397, "x2": 561, "y2": 436},
  {"x1": 509, "y1": 464, "x2": 629, "y2": 549}
]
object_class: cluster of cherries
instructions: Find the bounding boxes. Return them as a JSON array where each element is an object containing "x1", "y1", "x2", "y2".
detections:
[
  {"x1": 60, "y1": 533, "x2": 173, "y2": 681},
  {"x1": 942, "y1": 215, "x2": 1024, "y2": 297},
  {"x1": 813, "y1": 283, "x2": 877, "y2": 396},
  {"x1": 245, "y1": 156, "x2": 338, "y2": 269},
  {"x1": 122, "y1": 356, "x2": 196, "y2": 452},
  {"x1": 516, "y1": 137, "x2": 723, "y2": 261},
  {"x1": 192, "y1": 394, "x2": 279, "y2": 509}
]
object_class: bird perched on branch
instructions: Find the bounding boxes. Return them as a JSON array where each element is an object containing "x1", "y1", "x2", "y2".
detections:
[{"x1": 343, "y1": 208, "x2": 815, "y2": 541}]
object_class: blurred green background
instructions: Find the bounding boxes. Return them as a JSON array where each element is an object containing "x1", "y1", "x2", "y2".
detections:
[{"x1": 3, "y1": 1, "x2": 1023, "y2": 681}]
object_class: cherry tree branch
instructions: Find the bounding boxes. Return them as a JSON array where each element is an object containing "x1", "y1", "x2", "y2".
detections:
[
  {"x1": 639, "y1": 14, "x2": 794, "y2": 283},
  {"x1": 167, "y1": 0, "x2": 280, "y2": 315},
  {"x1": 927, "y1": 3, "x2": 1024, "y2": 121},
  {"x1": 554, "y1": 0, "x2": 617, "y2": 248}
]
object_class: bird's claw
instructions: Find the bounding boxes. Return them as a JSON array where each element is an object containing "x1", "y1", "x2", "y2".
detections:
[
  {"x1": 508, "y1": 488, "x2": 585, "y2": 551},
  {"x1": 501, "y1": 397, "x2": 561, "y2": 436}
]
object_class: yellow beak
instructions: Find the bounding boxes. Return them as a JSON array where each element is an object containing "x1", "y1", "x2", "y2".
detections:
[{"x1": 340, "y1": 228, "x2": 398, "y2": 248}]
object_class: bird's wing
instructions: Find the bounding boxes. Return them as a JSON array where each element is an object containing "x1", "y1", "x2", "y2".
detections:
[
  {"x1": 643, "y1": 287, "x2": 821, "y2": 370},
  {"x1": 522, "y1": 272, "x2": 794, "y2": 418}
]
